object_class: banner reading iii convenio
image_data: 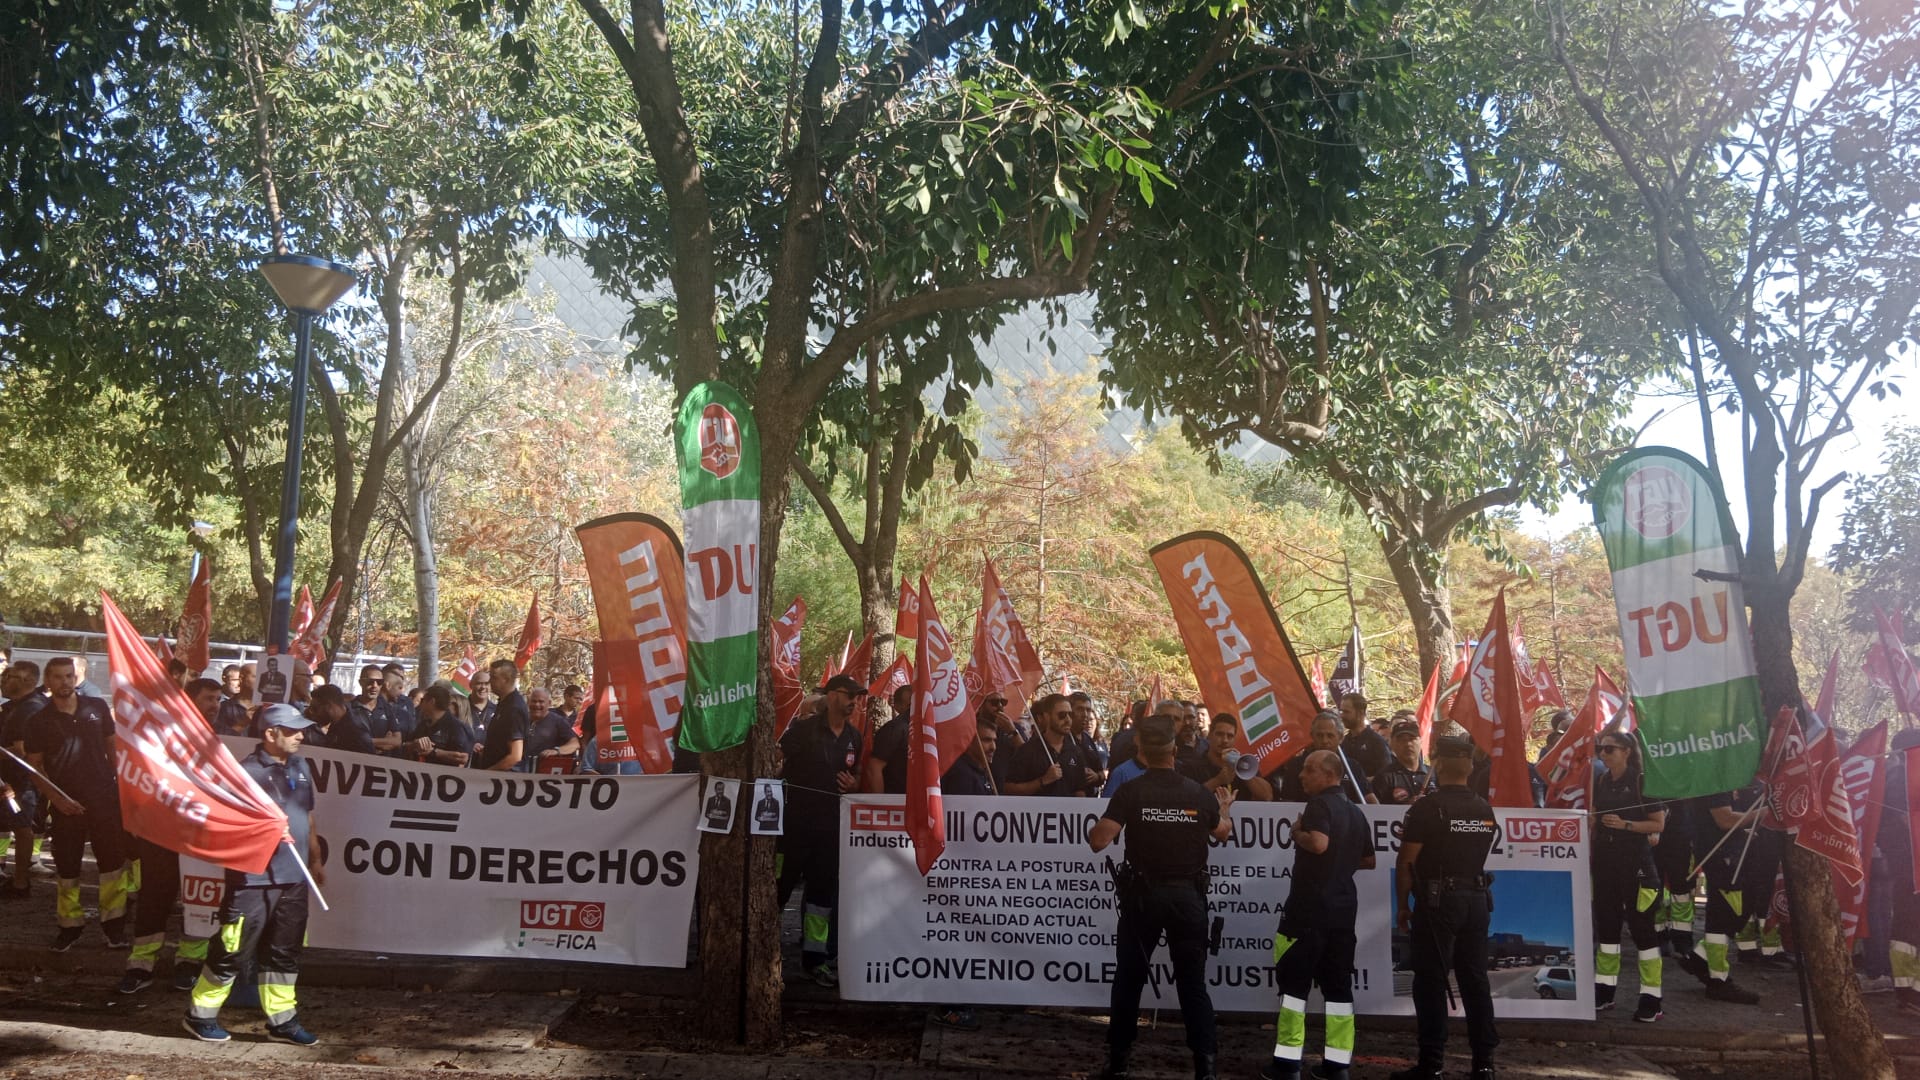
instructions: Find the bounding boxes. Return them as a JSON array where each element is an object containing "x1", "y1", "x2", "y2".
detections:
[
  {"x1": 674, "y1": 382, "x2": 761, "y2": 754},
  {"x1": 1590, "y1": 448, "x2": 1763, "y2": 798}
]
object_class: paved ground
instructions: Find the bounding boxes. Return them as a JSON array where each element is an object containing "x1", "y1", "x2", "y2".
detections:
[{"x1": 4, "y1": 850, "x2": 1918, "y2": 1078}]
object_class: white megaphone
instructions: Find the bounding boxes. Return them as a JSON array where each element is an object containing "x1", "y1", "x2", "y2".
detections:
[{"x1": 1228, "y1": 749, "x2": 1261, "y2": 781}]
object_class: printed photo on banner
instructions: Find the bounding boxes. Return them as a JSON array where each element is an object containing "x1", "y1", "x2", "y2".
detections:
[
  {"x1": 750, "y1": 779, "x2": 784, "y2": 836},
  {"x1": 256, "y1": 654, "x2": 309, "y2": 705},
  {"x1": 699, "y1": 777, "x2": 738, "y2": 835},
  {"x1": 1387, "y1": 869, "x2": 1577, "y2": 1000}
]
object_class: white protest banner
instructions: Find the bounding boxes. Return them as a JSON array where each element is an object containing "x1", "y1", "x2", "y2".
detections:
[
  {"x1": 840, "y1": 796, "x2": 1592, "y2": 1019},
  {"x1": 184, "y1": 737, "x2": 699, "y2": 966}
]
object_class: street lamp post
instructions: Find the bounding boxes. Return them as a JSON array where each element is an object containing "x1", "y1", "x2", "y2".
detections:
[{"x1": 259, "y1": 254, "x2": 356, "y2": 652}]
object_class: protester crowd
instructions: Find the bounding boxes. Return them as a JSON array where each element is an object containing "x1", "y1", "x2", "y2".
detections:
[{"x1": 1, "y1": 643, "x2": 1915, "y2": 1058}]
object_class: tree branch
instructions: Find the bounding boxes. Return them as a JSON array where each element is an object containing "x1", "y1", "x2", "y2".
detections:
[
  {"x1": 792, "y1": 453, "x2": 865, "y2": 571},
  {"x1": 1430, "y1": 485, "x2": 1522, "y2": 543}
]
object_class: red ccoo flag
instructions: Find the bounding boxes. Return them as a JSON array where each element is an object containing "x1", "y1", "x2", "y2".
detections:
[
  {"x1": 290, "y1": 579, "x2": 342, "y2": 670},
  {"x1": 771, "y1": 597, "x2": 807, "y2": 738},
  {"x1": 1761, "y1": 705, "x2": 1865, "y2": 885},
  {"x1": 1537, "y1": 668, "x2": 1627, "y2": 810},
  {"x1": 908, "y1": 576, "x2": 975, "y2": 874},
  {"x1": 514, "y1": 593, "x2": 543, "y2": 671},
  {"x1": 964, "y1": 557, "x2": 1043, "y2": 705},
  {"x1": 1449, "y1": 588, "x2": 1532, "y2": 807},
  {"x1": 102, "y1": 591, "x2": 287, "y2": 874},
  {"x1": 178, "y1": 556, "x2": 212, "y2": 674},
  {"x1": 1866, "y1": 607, "x2": 1920, "y2": 717},
  {"x1": 1834, "y1": 722, "x2": 1889, "y2": 943}
]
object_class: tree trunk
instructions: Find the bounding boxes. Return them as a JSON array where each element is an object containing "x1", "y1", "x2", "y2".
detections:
[
  {"x1": 858, "y1": 559, "x2": 896, "y2": 678},
  {"x1": 1747, "y1": 588, "x2": 1897, "y2": 1079},
  {"x1": 1378, "y1": 527, "x2": 1456, "y2": 682},
  {"x1": 405, "y1": 435, "x2": 438, "y2": 681},
  {"x1": 695, "y1": 409, "x2": 800, "y2": 1046}
]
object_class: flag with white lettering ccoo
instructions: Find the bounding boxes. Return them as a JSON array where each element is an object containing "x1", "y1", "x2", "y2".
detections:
[
  {"x1": 1149, "y1": 532, "x2": 1319, "y2": 775},
  {"x1": 1590, "y1": 448, "x2": 1763, "y2": 798},
  {"x1": 673, "y1": 382, "x2": 761, "y2": 753},
  {"x1": 575, "y1": 513, "x2": 688, "y2": 773}
]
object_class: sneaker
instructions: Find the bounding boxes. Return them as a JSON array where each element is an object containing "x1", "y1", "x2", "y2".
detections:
[
  {"x1": 102, "y1": 920, "x2": 131, "y2": 949},
  {"x1": 117, "y1": 971, "x2": 153, "y2": 995},
  {"x1": 266, "y1": 1021, "x2": 319, "y2": 1047},
  {"x1": 1388, "y1": 1066, "x2": 1446, "y2": 1080},
  {"x1": 928, "y1": 1005, "x2": 979, "y2": 1030},
  {"x1": 1310, "y1": 1062, "x2": 1350, "y2": 1080},
  {"x1": 181, "y1": 1016, "x2": 230, "y2": 1043},
  {"x1": 172, "y1": 964, "x2": 201, "y2": 991},
  {"x1": 1857, "y1": 974, "x2": 1894, "y2": 995},
  {"x1": 806, "y1": 962, "x2": 838, "y2": 988},
  {"x1": 1633, "y1": 995, "x2": 1663, "y2": 1023},
  {"x1": 50, "y1": 927, "x2": 83, "y2": 952},
  {"x1": 1705, "y1": 979, "x2": 1760, "y2": 1004},
  {"x1": 1259, "y1": 1062, "x2": 1302, "y2": 1080}
]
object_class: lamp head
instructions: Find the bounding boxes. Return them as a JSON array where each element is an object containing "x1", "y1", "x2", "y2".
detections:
[{"x1": 260, "y1": 254, "x2": 356, "y2": 315}]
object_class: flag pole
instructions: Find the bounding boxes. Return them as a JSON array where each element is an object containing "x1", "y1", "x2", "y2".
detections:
[
  {"x1": 0, "y1": 746, "x2": 80, "y2": 810},
  {"x1": 279, "y1": 838, "x2": 331, "y2": 912}
]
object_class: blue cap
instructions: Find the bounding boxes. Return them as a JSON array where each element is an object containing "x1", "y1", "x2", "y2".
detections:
[{"x1": 260, "y1": 703, "x2": 315, "y2": 732}]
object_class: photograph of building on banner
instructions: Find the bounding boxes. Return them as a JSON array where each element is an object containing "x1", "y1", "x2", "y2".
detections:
[
  {"x1": 183, "y1": 736, "x2": 701, "y2": 968},
  {"x1": 837, "y1": 795, "x2": 1593, "y2": 1018}
]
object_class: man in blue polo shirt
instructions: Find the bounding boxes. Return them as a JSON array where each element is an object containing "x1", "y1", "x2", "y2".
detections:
[{"x1": 184, "y1": 704, "x2": 325, "y2": 1047}]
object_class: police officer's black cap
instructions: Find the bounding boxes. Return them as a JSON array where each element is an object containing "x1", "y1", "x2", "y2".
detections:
[
  {"x1": 1136, "y1": 715, "x2": 1177, "y2": 750},
  {"x1": 1390, "y1": 718, "x2": 1420, "y2": 737},
  {"x1": 819, "y1": 674, "x2": 868, "y2": 696},
  {"x1": 1433, "y1": 734, "x2": 1475, "y2": 759}
]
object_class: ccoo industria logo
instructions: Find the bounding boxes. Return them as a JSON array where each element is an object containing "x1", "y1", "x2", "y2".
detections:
[
  {"x1": 516, "y1": 900, "x2": 606, "y2": 953},
  {"x1": 698, "y1": 403, "x2": 742, "y2": 479}
]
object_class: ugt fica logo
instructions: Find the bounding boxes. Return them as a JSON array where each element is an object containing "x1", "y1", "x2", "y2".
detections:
[
  {"x1": 698, "y1": 403, "x2": 742, "y2": 479},
  {"x1": 516, "y1": 900, "x2": 606, "y2": 953}
]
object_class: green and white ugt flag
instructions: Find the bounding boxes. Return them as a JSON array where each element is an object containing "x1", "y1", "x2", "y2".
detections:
[
  {"x1": 1590, "y1": 448, "x2": 1762, "y2": 798},
  {"x1": 674, "y1": 381, "x2": 760, "y2": 753}
]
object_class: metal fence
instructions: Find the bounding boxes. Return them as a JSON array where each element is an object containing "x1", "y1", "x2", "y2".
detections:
[{"x1": 0, "y1": 622, "x2": 412, "y2": 690}]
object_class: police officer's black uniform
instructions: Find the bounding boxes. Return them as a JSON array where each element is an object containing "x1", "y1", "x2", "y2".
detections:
[
  {"x1": 1095, "y1": 721, "x2": 1225, "y2": 1080},
  {"x1": 1392, "y1": 736, "x2": 1498, "y2": 1080}
]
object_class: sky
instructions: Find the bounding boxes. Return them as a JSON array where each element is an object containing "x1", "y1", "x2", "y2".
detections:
[{"x1": 1520, "y1": 354, "x2": 1918, "y2": 560}]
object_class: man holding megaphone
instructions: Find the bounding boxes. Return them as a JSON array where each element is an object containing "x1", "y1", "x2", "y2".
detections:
[{"x1": 1180, "y1": 713, "x2": 1274, "y2": 802}]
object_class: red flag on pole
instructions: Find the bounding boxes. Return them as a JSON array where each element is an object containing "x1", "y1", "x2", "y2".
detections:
[
  {"x1": 289, "y1": 578, "x2": 342, "y2": 670},
  {"x1": 771, "y1": 597, "x2": 807, "y2": 738},
  {"x1": 153, "y1": 635, "x2": 174, "y2": 663},
  {"x1": 178, "y1": 556, "x2": 212, "y2": 674},
  {"x1": 963, "y1": 557, "x2": 1044, "y2": 705},
  {"x1": 1449, "y1": 589, "x2": 1532, "y2": 807},
  {"x1": 895, "y1": 579, "x2": 920, "y2": 646},
  {"x1": 1866, "y1": 607, "x2": 1920, "y2": 716},
  {"x1": 1413, "y1": 660, "x2": 1444, "y2": 757},
  {"x1": 908, "y1": 576, "x2": 975, "y2": 874},
  {"x1": 820, "y1": 631, "x2": 853, "y2": 685},
  {"x1": 514, "y1": 593, "x2": 543, "y2": 671},
  {"x1": 1833, "y1": 722, "x2": 1890, "y2": 943},
  {"x1": 843, "y1": 632, "x2": 875, "y2": 686},
  {"x1": 1906, "y1": 744, "x2": 1920, "y2": 895},
  {"x1": 1308, "y1": 656, "x2": 1329, "y2": 710},
  {"x1": 102, "y1": 591, "x2": 287, "y2": 874},
  {"x1": 1762, "y1": 705, "x2": 1866, "y2": 885},
  {"x1": 451, "y1": 646, "x2": 480, "y2": 689},
  {"x1": 291, "y1": 585, "x2": 315, "y2": 641},
  {"x1": 1537, "y1": 668, "x2": 1627, "y2": 810},
  {"x1": 1511, "y1": 616, "x2": 1567, "y2": 712},
  {"x1": 1149, "y1": 672, "x2": 1165, "y2": 708}
]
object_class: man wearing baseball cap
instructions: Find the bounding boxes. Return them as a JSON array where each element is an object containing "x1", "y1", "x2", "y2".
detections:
[
  {"x1": 1371, "y1": 717, "x2": 1431, "y2": 806},
  {"x1": 776, "y1": 674, "x2": 867, "y2": 986},
  {"x1": 185, "y1": 704, "x2": 326, "y2": 1047}
]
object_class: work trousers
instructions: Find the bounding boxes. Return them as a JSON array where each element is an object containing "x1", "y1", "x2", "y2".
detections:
[
  {"x1": 1408, "y1": 889, "x2": 1497, "y2": 1070},
  {"x1": 189, "y1": 883, "x2": 309, "y2": 1028},
  {"x1": 49, "y1": 800, "x2": 128, "y2": 928},
  {"x1": 1271, "y1": 924, "x2": 1356, "y2": 1070},
  {"x1": 1593, "y1": 866, "x2": 1663, "y2": 1003},
  {"x1": 1109, "y1": 881, "x2": 1215, "y2": 1059},
  {"x1": 776, "y1": 830, "x2": 839, "y2": 965},
  {"x1": 126, "y1": 838, "x2": 207, "y2": 975},
  {"x1": 1651, "y1": 826, "x2": 1695, "y2": 952}
]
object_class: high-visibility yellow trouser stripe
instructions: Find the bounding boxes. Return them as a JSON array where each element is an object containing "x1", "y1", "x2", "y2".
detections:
[
  {"x1": 1323, "y1": 1000, "x2": 1355, "y2": 1065},
  {"x1": 125, "y1": 858, "x2": 141, "y2": 895},
  {"x1": 802, "y1": 904, "x2": 830, "y2": 954},
  {"x1": 258, "y1": 972, "x2": 298, "y2": 1027},
  {"x1": 1759, "y1": 924, "x2": 1782, "y2": 956},
  {"x1": 1638, "y1": 948, "x2": 1663, "y2": 997},
  {"x1": 1697, "y1": 933, "x2": 1732, "y2": 979},
  {"x1": 1596, "y1": 943, "x2": 1621, "y2": 985},
  {"x1": 56, "y1": 878, "x2": 83, "y2": 928},
  {"x1": 1892, "y1": 941, "x2": 1919, "y2": 990},
  {"x1": 177, "y1": 937, "x2": 209, "y2": 962},
  {"x1": 1272, "y1": 994, "x2": 1306, "y2": 1060},
  {"x1": 128, "y1": 933, "x2": 165, "y2": 970},
  {"x1": 98, "y1": 867, "x2": 128, "y2": 921},
  {"x1": 1663, "y1": 895, "x2": 1695, "y2": 932},
  {"x1": 1636, "y1": 886, "x2": 1662, "y2": 914},
  {"x1": 187, "y1": 971, "x2": 234, "y2": 1019}
]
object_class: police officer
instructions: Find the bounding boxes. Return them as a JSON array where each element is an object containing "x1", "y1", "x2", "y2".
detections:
[
  {"x1": 1392, "y1": 735, "x2": 1497, "y2": 1080},
  {"x1": 1089, "y1": 715, "x2": 1233, "y2": 1080},
  {"x1": 1266, "y1": 750, "x2": 1374, "y2": 1080},
  {"x1": 184, "y1": 704, "x2": 324, "y2": 1046}
]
